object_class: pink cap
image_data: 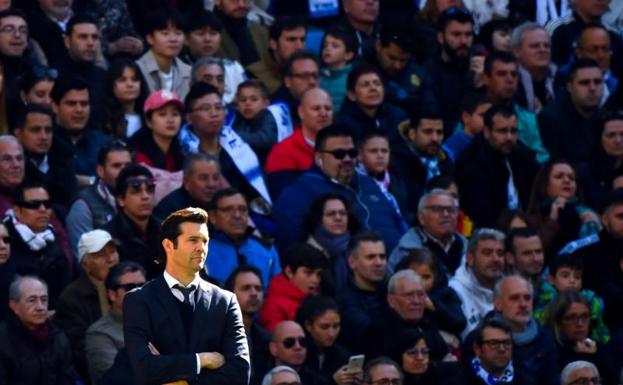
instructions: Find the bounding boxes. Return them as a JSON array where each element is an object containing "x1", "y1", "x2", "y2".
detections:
[{"x1": 144, "y1": 90, "x2": 185, "y2": 114}]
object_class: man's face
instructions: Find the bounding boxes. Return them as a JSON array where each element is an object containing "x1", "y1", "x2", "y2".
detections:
[
  {"x1": 216, "y1": 0, "x2": 250, "y2": 19},
  {"x1": 53, "y1": 89, "x2": 90, "y2": 132},
  {"x1": 107, "y1": 270, "x2": 146, "y2": 313},
  {"x1": 377, "y1": 41, "x2": 410, "y2": 77},
  {"x1": 38, "y1": 0, "x2": 72, "y2": 20},
  {"x1": 184, "y1": 160, "x2": 222, "y2": 205},
  {"x1": 484, "y1": 60, "x2": 518, "y2": 102},
  {"x1": 271, "y1": 27, "x2": 306, "y2": 64},
  {"x1": 209, "y1": 193, "x2": 248, "y2": 240},
  {"x1": 367, "y1": 364, "x2": 402, "y2": 385},
  {"x1": 315, "y1": 136, "x2": 356, "y2": 185},
  {"x1": 343, "y1": 0, "x2": 379, "y2": 26},
  {"x1": 82, "y1": 243, "x2": 119, "y2": 282},
  {"x1": 576, "y1": 28, "x2": 611, "y2": 71},
  {"x1": 233, "y1": 271, "x2": 263, "y2": 315},
  {"x1": 0, "y1": 224, "x2": 9, "y2": 264},
  {"x1": 186, "y1": 27, "x2": 221, "y2": 58},
  {"x1": 473, "y1": 327, "x2": 513, "y2": 374},
  {"x1": 0, "y1": 16, "x2": 28, "y2": 57},
  {"x1": 359, "y1": 136, "x2": 389, "y2": 175},
  {"x1": 348, "y1": 72, "x2": 384, "y2": 108},
  {"x1": 194, "y1": 64, "x2": 225, "y2": 96},
  {"x1": 9, "y1": 279, "x2": 48, "y2": 329},
  {"x1": 567, "y1": 67, "x2": 604, "y2": 111},
  {"x1": 601, "y1": 119, "x2": 623, "y2": 158},
  {"x1": 147, "y1": 24, "x2": 184, "y2": 59},
  {"x1": 270, "y1": 322, "x2": 307, "y2": 367},
  {"x1": 439, "y1": 21, "x2": 473, "y2": 60},
  {"x1": 566, "y1": 367, "x2": 600, "y2": 385},
  {"x1": 15, "y1": 112, "x2": 53, "y2": 156},
  {"x1": 509, "y1": 236, "x2": 544, "y2": 277},
  {"x1": 14, "y1": 187, "x2": 51, "y2": 233},
  {"x1": 117, "y1": 177, "x2": 155, "y2": 222},
  {"x1": 603, "y1": 203, "x2": 623, "y2": 239},
  {"x1": 574, "y1": 0, "x2": 609, "y2": 20},
  {"x1": 408, "y1": 119, "x2": 444, "y2": 156},
  {"x1": 286, "y1": 266, "x2": 322, "y2": 296},
  {"x1": 483, "y1": 114, "x2": 518, "y2": 154},
  {"x1": 97, "y1": 150, "x2": 132, "y2": 189},
  {"x1": 65, "y1": 23, "x2": 99, "y2": 62},
  {"x1": 417, "y1": 194, "x2": 458, "y2": 241},
  {"x1": 550, "y1": 267, "x2": 582, "y2": 291},
  {"x1": 388, "y1": 277, "x2": 426, "y2": 322},
  {"x1": 494, "y1": 276, "x2": 533, "y2": 329},
  {"x1": 298, "y1": 89, "x2": 333, "y2": 135},
  {"x1": 0, "y1": 140, "x2": 24, "y2": 189},
  {"x1": 284, "y1": 59, "x2": 319, "y2": 100},
  {"x1": 468, "y1": 239, "x2": 505, "y2": 287},
  {"x1": 166, "y1": 222, "x2": 209, "y2": 273},
  {"x1": 348, "y1": 240, "x2": 387, "y2": 286},
  {"x1": 187, "y1": 93, "x2": 225, "y2": 137},
  {"x1": 514, "y1": 28, "x2": 550, "y2": 71}
]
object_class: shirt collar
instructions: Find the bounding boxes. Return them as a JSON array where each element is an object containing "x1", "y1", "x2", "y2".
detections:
[{"x1": 163, "y1": 270, "x2": 202, "y2": 290}]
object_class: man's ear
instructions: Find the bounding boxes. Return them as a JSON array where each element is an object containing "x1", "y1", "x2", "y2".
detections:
[
  {"x1": 63, "y1": 35, "x2": 71, "y2": 51},
  {"x1": 162, "y1": 238, "x2": 175, "y2": 254},
  {"x1": 8, "y1": 300, "x2": 17, "y2": 314},
  {"x1": 504, "y1": 252, "x2": 515, "y2": 271},
  {"x1": 146, "y1": 33, "x2": 155, "y2": 47},
  {"x1": 437, "y1": 31, "x2": 444, "y2": 46},
  {"x1": 284, "y1": 266, "x2": 294, "y2": 280},
  {"x1": 346, "y1": 90, "x2": 356, "y2": 102}
]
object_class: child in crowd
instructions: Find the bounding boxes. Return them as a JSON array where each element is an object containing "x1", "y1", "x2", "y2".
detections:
[
  {"x1": 233, "y1": 80, "x2": 278, "y2": 164},
  {"x1": 534, "y1": 253, "x2": 610, "y2": 343},
  {"x1": 320, "y1": 25, "x2": 356, "y2": 112},
  {"x1": 442, "y1": 93, "x2": 493, "y2": 162},
  {"x1": 259, "y1": 243, "x2": 328, "y2": 333}
]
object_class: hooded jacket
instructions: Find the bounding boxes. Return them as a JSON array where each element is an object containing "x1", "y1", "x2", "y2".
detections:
[
  {"x1": 449, "y1": 263, "x2": 495, "y2": 339},
  {"x1": 258, "y1": 273, "x2": 307, "y2": 333}
]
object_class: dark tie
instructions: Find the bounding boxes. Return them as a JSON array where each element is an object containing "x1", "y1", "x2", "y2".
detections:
[{"x1": 174, "y1": 284, "x2": 196, "y2": 307}]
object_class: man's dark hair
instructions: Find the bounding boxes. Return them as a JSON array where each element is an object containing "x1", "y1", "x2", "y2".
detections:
[
  {"x1": 346, "y1": 63, "x2": 383, "y2": 92},
  {"x1": 473, "y1": 317, "x2": 513, "y2": 346},
  {"x1": 409, "y1": 108, "x2": 443, "y2": 131},
  {"x1": 13, "y1": 180, "x2": 47, "y2": 204},
  {"x1": 357, "y1": 130, "x2": 388, "y2": 150},
  {"x1": 295, "y1": 295, "x2": 339, "y2": 326},
  {"x1": 362, "y1": 357, "x2": 403, "y2": 384},
  {"x1": 601, "y1": 187, "x2": 623, "y2": 213},
  {"x1": 568, "y1": 58, "x2": 601, "y2": 82},
  {"x1": 96, "y1": 140, "x2": 131, "y2": 166},
  {"x1": 460, "y1": 92, "x2": 493, "y2": 115},
  {"x1": 395, "y1": 248, "x2": 437, "y2": 274},
  {"x1": 314, "y1": 124, "x2": 353, "y2": 152},
  {"x1": 183, "y1": 9, "x2": 222, "y2": 34},
  {"x1": 0, "y1": 8, "x2": 26, "y2": 23},
  {"x1": 483, "y1": 104, "x2": 516, "y2": 130},
  {"x1": 437, "y1": 7, "x2": 473, "y2": 32},
  {"x1": 284, "y1": 50, "x2": 318, "y2": 76},
  {"x1": 114, "y1": 164, "x2": 153, "y2": 197},
  {"x1": 484, "y1": 51, "x2": 517, "y2": 76},
  {"x1": 283, "y1": 243, "x2": 328, "y2": 271},
  {"x1": 65, "y1": 13, "x2": 97, "y2": 36},
  {"x1": 105, "y1": 261, "x2": 146, "y2": 292},
  {"x1": 51, "y1": 76, "x2": 89, "y2": 104},
  {"x1": 143, "y1": 7, "x2": 185, "y2": 37},
  {"x1": 224, "y1": 264, "x2": 263, "y2": 292},
  {"x1": 184, "y1": 82, "x2": 221, "y2": 113},
  {"x1": 379, "y1": 25, "x2": 411, "y2": 51},
  {"x1": 209, "y1": 187, "x2": 245, "y2": 210},
  {"x1": 323, "y1": 25, "x2": 358, "y2": 55},
  {"x1": 269, "y1": 15, "x2": 307, "y2": 41},
  {"x1": 14, "y1": 104, "x2": 53, "y2": 129},
  {"x1": 505, "y1": 227, "x2": 539, "y2": 254},
  {"x1": 425, "y1": 175, "x2": 457, "y2": 192},
  {"x1": 159, "y1": 207, "x2": 209, "y2": 247},
  {"x1": 548, "y1": 253, "x2": 584, "y2": 276},
  {"x1": 347, "y1": 230, "x2": 384, "y2": 258}
]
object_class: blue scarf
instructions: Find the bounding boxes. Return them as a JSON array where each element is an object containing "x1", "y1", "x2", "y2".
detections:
[{"x1": 472, "y1": 357, "x2": 514, "y2": 385}]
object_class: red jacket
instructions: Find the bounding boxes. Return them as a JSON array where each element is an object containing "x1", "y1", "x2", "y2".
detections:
[
  {"x1": 265, "y1": 128, "x2": 314, "y2": 173},
  {"x1": 258, "y1": 273, "x2": 307, "y2": 332}
]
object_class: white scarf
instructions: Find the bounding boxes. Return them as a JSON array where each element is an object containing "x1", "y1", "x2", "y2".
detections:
[
  {"x1": 537, "y1": 0, "x2": 571, "y2": 26},
  {"x1": 267, "y1": 102, "x2": 293, "y2": 142},
  {"x1": 472, "y1": 357, "x2": 514, "y2": 385},
  {"x1": 7, "y1": 210, "x2": 55, "y2": 251}
]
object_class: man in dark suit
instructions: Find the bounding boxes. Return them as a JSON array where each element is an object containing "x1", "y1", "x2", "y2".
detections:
[{"x1": 123, "y1": 207, "x2": 250, "y2": 385}]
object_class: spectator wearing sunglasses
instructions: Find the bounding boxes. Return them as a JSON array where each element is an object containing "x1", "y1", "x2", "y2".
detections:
[
  {"x1": 85, "y1": 261, "x2": 146, "y2": 384},
  {"x1": 3, "y1": 180, "x2": 70, "y2": 308},
  {"x1": 268, "y1": 320, "x2": 329, "y2": 385},
  {"x1": 102, "y1": 164, "x2": 162, "y2": 279},
  {"x1": 54, "y1": 229, "x2": 120, "y2": 381}
]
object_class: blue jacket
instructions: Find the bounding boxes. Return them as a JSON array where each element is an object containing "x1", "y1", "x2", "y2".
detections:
[
  {"x1": 206, "y1": 230, "x2": 281, "y2": 288},
  {"x1": 273, "y1": 166, "x2": 407, "y2": 252}
]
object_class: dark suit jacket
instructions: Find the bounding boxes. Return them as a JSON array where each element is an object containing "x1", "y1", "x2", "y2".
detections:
[{"x1": 123, "y1": 275, "x2": 250, "y2": 385}]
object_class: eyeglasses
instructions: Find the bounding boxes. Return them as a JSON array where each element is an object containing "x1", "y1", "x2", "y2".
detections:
[
  {"x1": 320, "y1": 148, "x2": 358, "y2": 160},
  {"x1": 31, "y1": 65, "x2": 58, "y2": 80},
  {"x1": 563, "y1": 313, "x2": 590, "y2": 324},
  {"x1": 369, "y1": 378, "x2": 402, "y2": 385},
  {"x1": 405, "y1": 347, "x2": 430, "y2": 357},
  {"x1": 569, "y1": 377, "x2": 602, "y2": 385},
  {"x1": 481, "y1": 339, "x2": 513, "y2": 349},
  {"x1": 115, "y1": 282, "x2": 144, "y2": 291},
  {"x1": 0, "y1": 24, "x2": 28, "y2": 36},
  {"x1": 126, "y1": 178, "x2": 156, "y2": 193},
  {"x1": 0, "y1": 236, "x2": 10, "y2": 244},
  {"x1": 17, "y1": 200, "x2": 52, "y2": 210},
  {"x1": 216, "y1": 205, "x2": 249, "y2": 215},
  {"x1": 289, "y1": 72, "x2": 319, "y2": 80},
  {"x1": 425, "y1": 205, "x2": 458, "y2": 215},
  {"x1": 282, "y1": 337, "x2": 307, "y2": 349}
]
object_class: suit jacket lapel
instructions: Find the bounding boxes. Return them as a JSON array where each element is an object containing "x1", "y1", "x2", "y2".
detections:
[
  {"x1": 189, "y1": 280, "x2": 212, "y2": 351},
  {"x1": 155, "y1": 276, "x2": 188, "y2": 351}
]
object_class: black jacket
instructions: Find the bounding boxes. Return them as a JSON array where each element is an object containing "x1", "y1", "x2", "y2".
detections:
[
  {"x1": 154, "y1": 187, "x2": 206, "y2": 222},
  {"x1": 304, "y1": 338, "x2": 350, "y2": 385},
  {"x1": 334, "y1": 98, "x2": 407, "y2": 144}
]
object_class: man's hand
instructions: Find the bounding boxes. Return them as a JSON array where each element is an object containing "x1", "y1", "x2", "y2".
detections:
[
  {"x1": 199, "y1": 352, "x2": 225, "y2": 369},
  {"x1": 109, "y1": 36, "x2": 144, "y2": 55}
]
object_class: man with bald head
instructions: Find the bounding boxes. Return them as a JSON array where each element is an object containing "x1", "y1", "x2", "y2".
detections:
[
  {"x1": 268, "y1": 320, "x2": 328, "y2": 385},
  {"x1": 265, "y1": 87, "x2": 333, "y2": 198}
]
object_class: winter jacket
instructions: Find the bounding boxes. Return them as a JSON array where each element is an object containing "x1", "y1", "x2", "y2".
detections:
[
  {"x1": 231, "y1": 109, "x2": 278, "y2": 164},
  {"x1": 265, "y1": 128, "x2": 314, "y2": 199},
  {"x1": 334, "y1": 98, "x2": 407, "y2": 143},
  {"x1": 449, "y1": 263, "x2": 495, "y2": 339},
  {"x1": 258, "y1": 274, "x2": 307, "y2": 333},
  {"x1": 320, "y1": 64, "x2": 352, "y2": 113}
]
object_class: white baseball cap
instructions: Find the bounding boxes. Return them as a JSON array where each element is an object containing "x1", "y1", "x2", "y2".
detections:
[{"x1": 77, "y1": 229, "x2": 116, "y2": 262}]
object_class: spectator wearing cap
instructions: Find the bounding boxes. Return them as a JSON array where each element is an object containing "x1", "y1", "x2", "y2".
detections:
[
  {"x1": 128, "y1": 89, "x2": 185, "y2": 172},
  {"x1": 54, "y1": 229, "x2": 120, "y2": 381},
  {"x1": 135, "y1": 8, "x2": 191, "y2": 99},
  {"x1": 102, "y1": 164, "x2": 162, "y2": 279},
  {"x1": 85, "y1": 261, "x2": 146, "y2": 384}
]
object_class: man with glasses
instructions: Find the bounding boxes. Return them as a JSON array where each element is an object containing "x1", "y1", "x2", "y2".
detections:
[
  {"x1": 102, "y1": 164, "x2": 162, "y2": 279},
  {"x1": 456, "y1": 104, "x2": 539, "y2": 228},
  {"x1": 206, "y1": 187, "x2": 281, "y2": 287},
  {"x1": 268, "y1": 320, "x2": 328, "y2": 385},
  {"x1": 85, "y1": 261, "x2": 146, "y2": 384},
  {"x1": 362, "y1": 357, "x2": 403, "y2": 385},
  {"x1": 54, "y1": 229, "x2": 120, "y2": 381},
  {"x1": 560, "y1": 361, "x2": 602, "y2": 385},
  {"x1": 467, "y1": 318, "x2": 535, "y2": 385},
  {"x1": 274, "y1": 125, "x2": 407, "y2": 253}
]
